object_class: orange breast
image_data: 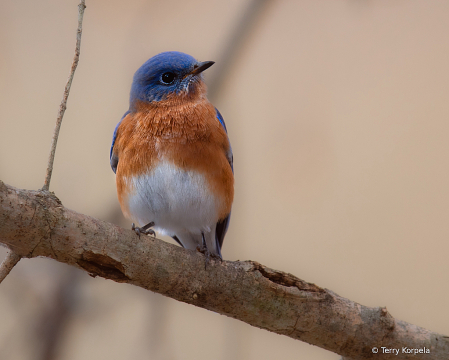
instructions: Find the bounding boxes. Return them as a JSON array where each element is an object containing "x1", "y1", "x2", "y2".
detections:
[{"x1": 113, "y1": 97, "x2": 234, "y2": 220}]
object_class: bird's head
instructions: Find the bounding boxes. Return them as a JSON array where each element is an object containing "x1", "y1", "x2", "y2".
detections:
[{"x1": 129, "y1": 51, "x2": 214, "y2": 109}]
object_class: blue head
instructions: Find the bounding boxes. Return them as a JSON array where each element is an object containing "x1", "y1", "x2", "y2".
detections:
[{"x1": 129, "y1": 51, "x2": 214, "y2": 109}]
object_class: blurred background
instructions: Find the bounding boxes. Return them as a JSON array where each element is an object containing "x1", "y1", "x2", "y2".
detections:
[{"x1": 1, "y1": 0, "x2": 449, "y2": 359}]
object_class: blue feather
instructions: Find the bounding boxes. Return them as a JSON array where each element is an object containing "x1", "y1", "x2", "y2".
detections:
[
  {"x1": 110, "y1": 111, "x2": 130, "y2": 174},
  {"x1": 215, "y1": 108, "x2": 233, "y2": 172}
]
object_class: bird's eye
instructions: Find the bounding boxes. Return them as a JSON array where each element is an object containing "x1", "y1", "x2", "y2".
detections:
[{"x1": 161, "y1": 72, "x2": 175, "y2": 84}]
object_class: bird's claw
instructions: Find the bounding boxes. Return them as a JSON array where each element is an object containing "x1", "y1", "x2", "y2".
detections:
[
  {"x1": 196, "y1": 244, "x2": 210, "y2": 270},
  {"x1": 196, "y1": 244, "x2": 207, "y2": 255},
  {"x1": 132, "y1": 223, "x2": 156, "y2": 237},
  {"x1": 196, "y1": 244, "x2": 221, "y2": 270}
]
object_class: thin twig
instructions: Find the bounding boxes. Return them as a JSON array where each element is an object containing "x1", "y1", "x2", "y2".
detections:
[
  {"x1": 0, "y1": 250, "x2": 22, "y2": 284},
  {"x1": 208, "y1": 0, "x2": 273, "y2": 101},
  {"x1": 42, "y1": 0, "x2": 87, "y2": 191}
]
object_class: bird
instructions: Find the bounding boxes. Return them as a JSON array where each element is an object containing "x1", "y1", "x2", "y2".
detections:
[{"x1": 110, "y1": 51, "x2": 234, "y2": 260}]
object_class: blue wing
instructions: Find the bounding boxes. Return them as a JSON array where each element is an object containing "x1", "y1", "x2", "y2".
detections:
[
  {"x1": 215, "y1": 108, "x2": 233, "y2": 172},
  {"x1": 215, "y1": 108, "x2": 227, "y2": 132},
  {"x1": 110, "y1": 111, "x2": 130, "y2": 174},
  {"x1": 214, "y1": 108, "x2": 233, "y2": 253}
]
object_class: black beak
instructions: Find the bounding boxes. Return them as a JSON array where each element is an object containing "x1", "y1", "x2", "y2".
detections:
[{"x1": 189, "y1": 61, "x2": 215, "y2": 76}]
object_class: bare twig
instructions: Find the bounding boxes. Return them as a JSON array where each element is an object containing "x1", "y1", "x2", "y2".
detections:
[
  {"x1": 0, "y1": 250, "x2": 22, "y2": 284},
  {"x1": 0, "y1": 180, "x2": 448, "y2": 360},
  {"x1": 2, "y1": 0, "x2": 86, "y2": 288},
  {"x1": 42, "y1": 0, "x2": 86, "y2": 191}
]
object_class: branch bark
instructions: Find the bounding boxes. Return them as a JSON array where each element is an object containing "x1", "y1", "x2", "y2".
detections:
[{"x1": 0, "y1": 180, "x2": 447, "y2": 360}]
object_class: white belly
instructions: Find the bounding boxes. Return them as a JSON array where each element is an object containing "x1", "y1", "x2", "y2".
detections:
[{"x1": 126, "y1": 161, "x2": 220, "y2": 237}]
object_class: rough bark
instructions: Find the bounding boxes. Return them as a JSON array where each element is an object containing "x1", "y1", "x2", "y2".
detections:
[{"x1": 0, "y1": 180, "x2": 448, "y2": 360}]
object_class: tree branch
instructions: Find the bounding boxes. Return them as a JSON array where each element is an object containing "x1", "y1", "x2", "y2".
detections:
[
  {"x1": 0, "y1": 0, "x2": 86, "y2": 286},
  {"x1": 0, "y1": 180, "x2": 447, "y2": 359},
  {"x1": 0, "y1": 250, "x2": 22, "y2": 283}
]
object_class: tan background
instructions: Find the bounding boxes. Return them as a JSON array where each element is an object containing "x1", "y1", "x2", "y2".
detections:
[{"x1": 1, "y1": 0, "x2": 449, "y2": 359}]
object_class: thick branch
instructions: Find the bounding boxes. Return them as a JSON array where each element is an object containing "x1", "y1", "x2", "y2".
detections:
[{"x1": 0, "y1": 180, "x2": 447, "y2": 360}]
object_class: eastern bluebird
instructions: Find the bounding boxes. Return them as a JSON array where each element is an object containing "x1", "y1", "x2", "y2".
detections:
[{"x1": 110, "y1": 51, "x2": 234, "y2": 259}]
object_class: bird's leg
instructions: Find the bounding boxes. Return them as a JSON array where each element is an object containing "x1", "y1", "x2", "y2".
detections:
[
  {"x1": 195, "y1": 232, "x2": 210, "y2": 270},
  {"x1": 132, "y1": 221, "x2": 156, "y2": 237}
]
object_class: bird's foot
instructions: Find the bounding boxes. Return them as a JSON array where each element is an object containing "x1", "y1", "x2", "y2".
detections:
[
  {"x1": 132, "y1": 222, "x2": 156, "y2": 237},
  {"x1": 196, "y1": 233, "x2": 222, "y2": 270},
  {"x1": 196, "y1": 244, "x2": 211, "y2": 270}
]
